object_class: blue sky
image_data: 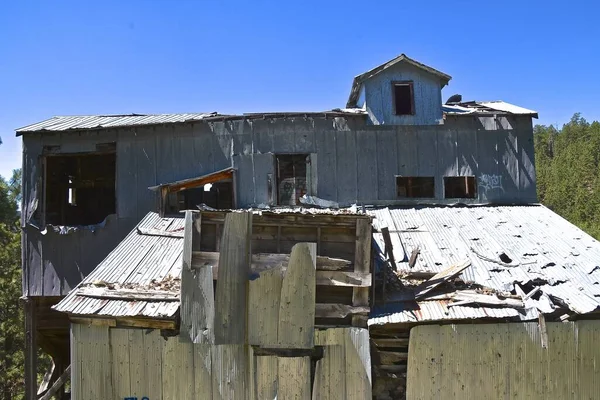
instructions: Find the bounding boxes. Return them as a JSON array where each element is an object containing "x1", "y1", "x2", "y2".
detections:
[{"x1": 1, "y1": 0, "x2": 599, "y2": 179}]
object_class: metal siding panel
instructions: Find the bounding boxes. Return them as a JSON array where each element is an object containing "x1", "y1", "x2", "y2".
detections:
[
  {"x1": 476, "y1": 128, "x2": 500, "y2": 202},
  {"x1": 233, "y1": 154, "x2": 255, "y2": 207},
  {"x1": 272, "y1": 122, "x2": 296, "y2": 153},
  {"x1": 456, "y1": 128, "x2": 478, "y2": 176},
  {"x1": 42, "y1": 231, "x2": 62, "y2": 295},
  {"x1": 252, "y1": 153, "x2": 275, "y2": 206},
  {"x1": 397, "y1": 127, "x2": 418, "y2": 177},
  {"x1": 133, "y1": 132, "x2": 158, "y2": 219},
  {"x1": 335, "y1": 130, "x2": 358, "y2": 205},
  {"x1": 356, "y1": 130, "x2": 378, "y2": 201},
  {"x1": 516, "y1": 117, "x2": 537, "y2": 202},
  {"x1": 27, "y1": 228, "x2": 43, "y2": 296},
  {"x1": 117, "y1": 137, "x2": 138, "y2": 219},
  {"x1": 294, "y1": 119, "x2": 317, "y2": 153},
  {"x1": 214, "y1": 124, "x2": 233, "y2": 171},
  {"x1": 437, "y1": 128, "x2": 458, "y2": 178},
  {"x1": 315, "y1": 131, "x2": 337, "y2": 202},
  {"x1": 155, "y1": 132, "x2": 177, "y2": 184},
  {"x1": 192, "y1": 124, "x2": 217, "y2": 175},
  {"x1": 250, "y1": 119, "x2": 274, "y2": 154},
  {"x1": 376, "y1": 130, "x2": 398, "y2": 200},
  {"x1": 499, "y1": 130, "x2": 519, "y2": 202}
]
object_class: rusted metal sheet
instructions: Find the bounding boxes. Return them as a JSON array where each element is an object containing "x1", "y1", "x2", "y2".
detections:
[{"x1": 407, "y1": 321, "x2": 600, "y2": 399}]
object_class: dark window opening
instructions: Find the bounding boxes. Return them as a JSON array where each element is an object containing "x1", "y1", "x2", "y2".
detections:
[
  {"x1": 396, "y1": 177, "x2": 435, "y2": 198},
  {"x1": 276, "y1": 154, "x2": 309, "y2": 206},
  {"x1": 165, "y1": 181, "x2": 234, "y2": 214},
  {"x1": 444, "y1": 176, "x2": 477, "y2": 199},
  {"x1": 44, "y1": 150, "x2": 116, "y2": 226},
  {"x1": 393, "y1": 82, "x2": 414, "y2": 115}
]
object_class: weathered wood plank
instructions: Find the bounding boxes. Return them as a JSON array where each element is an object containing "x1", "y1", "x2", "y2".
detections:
[
  {"x1": 352, "y1": 219, "x2": 372, "y2": 327},
  {"x1": 315, "y1": 304, "x2": 370, "y2": 318},
  {"x1": 372, "y1": 338, "x2": 410, "y2": 347},
  {"x1": 141, "y1": 329, "x2": 163, "y2": 399},
  {"x1": 77, "y1": 287, "x2": 179, "y2": 301},
  {"x1": 313, "y1": 345, "x2": 346, "y2": 400},
  {"x1": 344, "y1": 328, "x2": 372, "y2": 399},
  {"x1": 278, "y1": 357, "x2": 311, "y2": 400},
  {"x1": 255, "y1": 356, "x2": 278, "y2": 400},
  {"x1": 212, "y1": 345, "x2": 249, "y2": 400},
  {"x1": 414, "y1": 260, "x2": 471, "y2": 299},
  {"x1": 214, "y1": 212, "x2": 252, "y2": 344},
  {"x1": 162, "y1": 338, "x2": 194, "y2": 399},
  {"x1": 193, "y1": 344, "x2": 213, "y2": 398},
  {"x1": 137, "y1": 226, "x2": 184, "y2": 238},
  {"x1": 377, "y1": 350, "x2": 409, "y2": 364},
  {"x1": 110, "y1": 329, "x2": 131, "y2": 399},
  {"x1": 248, "y1": 268, "x2": 283, "y2": 346},
  {"x1": 192, "y1": 251, "x2": 351, "y2": 270},
  {"x1": 278, "y1": 243, "x2": 317, "y2": 349},
  {"x1": 181, "y1": 212, "x2": 215, "y2": 344}
]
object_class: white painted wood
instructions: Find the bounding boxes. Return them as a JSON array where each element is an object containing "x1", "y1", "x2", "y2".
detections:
[{"x1": 278, "y1": 243, "x2": 317, "y2": 349}]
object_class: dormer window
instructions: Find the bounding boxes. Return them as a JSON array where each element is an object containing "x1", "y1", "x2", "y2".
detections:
[{"x1": 392, "y1": 81, "x2": 414, "y2": 115}]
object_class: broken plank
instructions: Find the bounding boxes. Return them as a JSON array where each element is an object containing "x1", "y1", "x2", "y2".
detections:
[
  {"x1": 278, "y1": 243, "x2": 316, "y2": 349},
  {"x1": 414, "y1": 260, "x2": 471, "y2": 299},
  {"x1": 448, "y1": 291, "x2": 524, "y2": 308},
  {"x1": 315, "y1": 304, "x2": 370, "y2": 318},
  {"x1": 39, "y1": 365, "x2": 71, "y2": 400},
  {"x1": 76, "y1": 287, "x2": 179, "y2": 302},
  {"x1": 214, "y1": 212, "x2": 252, "y2": 345},
  {"x1": 137, "y1": 227, "x2": 184, "y2": 238},
  {"x1": 181, "y1": 212, "x2": 215, "y2": 344},
  {"x1": 192, "y1": 251, "x2": 351, "y2": 271}
]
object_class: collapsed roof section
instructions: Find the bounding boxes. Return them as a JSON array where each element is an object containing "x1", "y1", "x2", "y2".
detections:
[{"x1": 368, "y1": 205, "x2": 600, "y2": 327}]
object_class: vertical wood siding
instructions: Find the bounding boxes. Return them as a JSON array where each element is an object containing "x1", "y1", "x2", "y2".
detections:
[{"x1": 407, "y1": 321, "x2": 600, "y2": 399}]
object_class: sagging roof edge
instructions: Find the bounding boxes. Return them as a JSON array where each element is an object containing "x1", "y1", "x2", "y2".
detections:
[{"x1": 148, "y1": 167, "x2": 235, "y2": 192}]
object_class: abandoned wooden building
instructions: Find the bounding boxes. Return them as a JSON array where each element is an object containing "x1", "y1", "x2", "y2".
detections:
[{"x1": 16, "y1": 53, "x2": 600, "y2": 399}]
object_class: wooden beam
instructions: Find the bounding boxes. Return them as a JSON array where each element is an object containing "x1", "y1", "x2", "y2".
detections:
[
  {"x1": 214, "y1": 212, "x2": 252, "y2": 345},
  {"x1": 352, "y1": 219, "x2": 372, "y2": 327},
  {"x1": 414, "y1": 260, "x2": 471, "y2": 299},
  {"x1": 24, "y1": 298, "x2": 38, "y2": 400},
  {"x1": 37, "y1": 362, "x2": 55, "y2": 397},
  {"x1": 315, "y1": 304, "x2": 370, "y2": 318},
  {"x1": 39, "y1": 365, "x2": 71, "y2": 400},
  {"x1": 377, "y1": 350, "x2": 408, "y2": 365},
  {"x1": 372, "y1": 338, "x2": 409, "y2": 347},
  {"x1": 137, "y1": 227, "x2": 184, "y2": 238},
  {"x1": 278, "y1": 243, "x2": 317, "y2": 349},
  {"x1": 192, "y1": 251, "x2": 352, "y2": 270},
  {"x1": 76, "y1": 287, "x2": 179, "y2": 302}
]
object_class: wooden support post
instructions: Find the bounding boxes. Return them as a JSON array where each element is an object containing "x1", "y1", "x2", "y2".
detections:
[
  {"x1": 214, "y1": 212, "x2": 252, "y2": 345},
  {"x1": 24, "y1": 298, "x2": 38, "y2": 400},
  {"x1": 352, "y1": 219, "x2": 372, "y2": 327},
  {"x1": 39, "y1": 365, "x2": 71, "y2": 400}
]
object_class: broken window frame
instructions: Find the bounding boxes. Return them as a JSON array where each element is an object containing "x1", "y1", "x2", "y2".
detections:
[
  {"x1": 151, "y1": 167, "x2": 237, "y2": 217},
  {"x1": 38, "y1": 143, "x2": 117, "y2": 227},
  {"x1": 274, "y1": 153, "x2": 316, "y2": 206},
  {"x1": 396, "y1": 176, "x2": 435, "y2": 199},
  {"x1": 443, "y1": 176, "x2": 477, "y2": 199},
  {"x1": 391, "y1": 81, "x2": 415, "y2": 116}
]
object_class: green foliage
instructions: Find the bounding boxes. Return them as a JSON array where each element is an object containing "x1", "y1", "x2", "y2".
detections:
[
  {"x1": 0, "y1": 170, "x2": 24, "y2": 399},
  {"x1": 535, "y1": 113, "x2": 600, "y2": 239}
]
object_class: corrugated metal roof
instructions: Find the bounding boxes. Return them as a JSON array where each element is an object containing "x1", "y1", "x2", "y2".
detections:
[
  {"x1": 16, "y1": 113, "x2": 219, "y2": 134},
  {"x1": 443, "y1": 101, "x2": 538, "y2": 117},
  {"x1": 54, "y1": 212, "x2": 184, "y2": 319},
  {"x1": 16, "y1": 110, "x2": 368, "y2": 134},
  {"x1": 368, "y1": 204, "x2": 600, "y2": 326}
]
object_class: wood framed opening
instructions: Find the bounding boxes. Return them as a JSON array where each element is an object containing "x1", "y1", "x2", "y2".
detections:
[
  {"x1": 396, "y1": 177, "x2": 435, "y2": 199},
  {"x1": 392, "y1": 81, "x2": 414, "y2": 116},
  {"x1": 444, "y1": 176, "x2": 477, "y2": 199},
  {"x1": 276, "y1": 154, "x2": 310, "y2": 206},
  {"x1": 42, "y1": 145, "x2": 116, "y2": 226}
]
